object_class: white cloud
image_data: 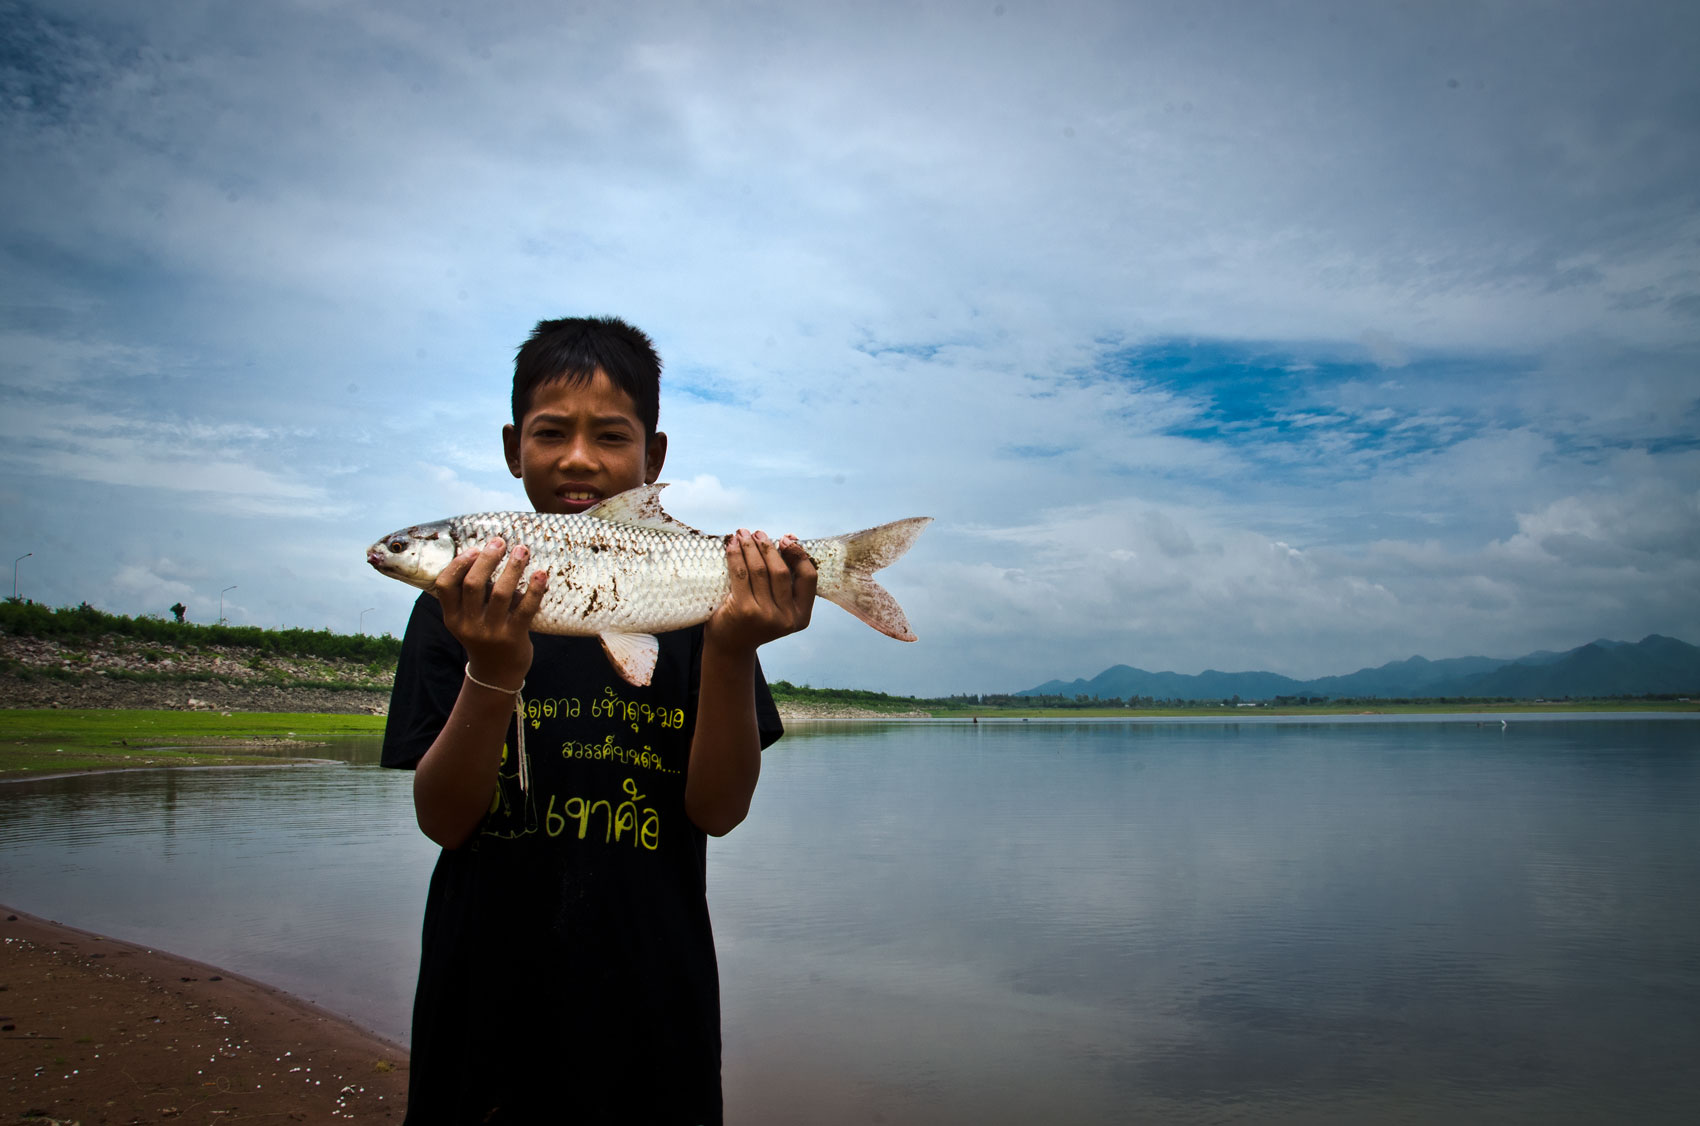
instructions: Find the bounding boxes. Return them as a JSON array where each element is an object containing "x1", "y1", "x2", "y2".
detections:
[
  {"x1": 110, "y1": 562, "x2": 195, "y2": 607},
  {"x1": 0, "y1": 408, "x2": 331, "y2": 517},
  {"x1": 407, "y1": 464, "x2": 522, "y2": 517},
  {"x1": 1, "y1": 0, "x2": 1696, "y2": 691},
  {"x1": 655, "y1": 475, "x2": 750, "y2": 533}
]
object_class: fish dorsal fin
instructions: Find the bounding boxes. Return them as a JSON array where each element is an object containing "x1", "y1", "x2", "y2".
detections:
[
  {"x1": 584, "y1": 484, "x2": 704, "y2": 536},
  {"x1": 600, "y1": 632, "x2": 660, "y2": 686}
]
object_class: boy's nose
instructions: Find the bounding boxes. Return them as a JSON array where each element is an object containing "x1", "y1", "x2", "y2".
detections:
[{"x1": 558, "y1": 436, "x2": 598, "y2": 470}]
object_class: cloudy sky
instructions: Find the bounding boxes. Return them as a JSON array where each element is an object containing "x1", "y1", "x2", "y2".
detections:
[{"x1": 2, "y1": 0, "x2": 1696, "y2": 696}]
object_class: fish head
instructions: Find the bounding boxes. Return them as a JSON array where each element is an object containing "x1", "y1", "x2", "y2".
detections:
[{"x1": 366, "y1": 521, "x2": 459, "y2": 589}]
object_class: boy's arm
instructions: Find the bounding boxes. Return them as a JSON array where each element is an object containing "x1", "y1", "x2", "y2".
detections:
[
  {"x1": 412, "y1": 536, "x2": 549, "y2": 849},
  {"x1": 687, "y1": 530, "x2": 817, "y2": 836}
]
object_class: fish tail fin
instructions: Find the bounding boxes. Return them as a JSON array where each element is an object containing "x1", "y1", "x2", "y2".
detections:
[{"x1": 812, "y1": 517, "x2": 932, "y2": 641}]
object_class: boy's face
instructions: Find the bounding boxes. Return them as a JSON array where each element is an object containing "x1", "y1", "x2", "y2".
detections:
[{"x1": 502, "y1": 369, "x2": 667, "y2": 515}]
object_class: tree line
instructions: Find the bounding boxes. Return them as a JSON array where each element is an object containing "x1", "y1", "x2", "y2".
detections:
[{"x1": 1, "y1": 599, "x2": 402, "y2": 664}]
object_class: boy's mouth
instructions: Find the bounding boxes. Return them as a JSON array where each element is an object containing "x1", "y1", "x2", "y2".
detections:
[{"x1": 556, "y1": 487, "x2": 602, "y2": 513}]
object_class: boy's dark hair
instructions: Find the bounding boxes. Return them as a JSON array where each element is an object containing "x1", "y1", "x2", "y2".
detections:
[{"x1": 513, "y1": 316, "x2": 662, "y2": 437}]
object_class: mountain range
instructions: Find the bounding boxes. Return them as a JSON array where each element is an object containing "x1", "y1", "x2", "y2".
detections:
[{"x1": 1017, "y1": 635, "x2": 1700, "y2": 701}]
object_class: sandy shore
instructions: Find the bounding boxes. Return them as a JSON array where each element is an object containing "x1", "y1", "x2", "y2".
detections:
[{"x1": 0, "y1": 906, "x2": 409, "y2": 1124}]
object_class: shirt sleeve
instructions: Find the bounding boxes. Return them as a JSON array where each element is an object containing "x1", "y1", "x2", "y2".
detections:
[
  {"x1": 683, "y1": 625, "x2": 785, "y2": 750},
  {"x1": 381, "y1": 593, "x2": 469, "y2": 770},
  {"x1": 752, "y1": 654, "x2": 785, "y2": 750}
]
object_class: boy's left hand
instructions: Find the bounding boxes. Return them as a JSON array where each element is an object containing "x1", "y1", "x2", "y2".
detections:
[{"x1": 707, "y1": 530, "x2": 817, "y2": 652}]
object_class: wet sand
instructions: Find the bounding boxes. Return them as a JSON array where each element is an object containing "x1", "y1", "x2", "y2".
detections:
[{"x1": 1, "y1": 905, "x2": 409, "y2": 1123}]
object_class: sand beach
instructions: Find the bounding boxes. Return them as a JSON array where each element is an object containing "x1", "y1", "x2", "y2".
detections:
[{"x1": 1, "y1": 906, "x2": 409, "y2": 1124}]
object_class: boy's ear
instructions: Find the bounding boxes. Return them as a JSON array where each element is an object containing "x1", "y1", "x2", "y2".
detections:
[
  {"x1": 502, "y1": 423, "x2": 522, "y2": 479},
  {"x1": 644, "y1": 431, "x2": 668, "y2": 484}
]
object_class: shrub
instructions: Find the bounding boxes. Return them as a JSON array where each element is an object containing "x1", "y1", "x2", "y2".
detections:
[{"x1": 0, "y1": 600, "x2": 404, "y2": 662}]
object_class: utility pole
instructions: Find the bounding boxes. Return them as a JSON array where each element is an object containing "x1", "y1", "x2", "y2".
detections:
[
  {"x1": 11, "y1": 553, "x2": 30, "y2": 600},
  {"x1": 219, "y1": 585, "x2": 237, "y2": 625},
  {"x1": 359, "y1": 607, "x2": 376, "y2": 634}
]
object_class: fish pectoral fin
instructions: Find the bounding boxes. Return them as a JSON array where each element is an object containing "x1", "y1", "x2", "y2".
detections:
[
  {"x1": 599, "y1": 632, "x2": 661, "y2": 686},
  {"x1": 583, "y1": 483, "x2": 705, "y2": 536}
]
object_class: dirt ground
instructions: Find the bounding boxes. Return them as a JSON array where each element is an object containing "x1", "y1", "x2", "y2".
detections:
[
  {"x1": 0, "y1": 674, "x2": 391, "y2": 715},
  {"x1": 0, "y1": 907, "x2": 409, "y2": 1124}
]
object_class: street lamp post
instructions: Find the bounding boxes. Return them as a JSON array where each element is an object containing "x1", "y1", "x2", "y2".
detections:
[
  {"x1": 359, "y1": 607, "x2": 376, "y2": 634},
  {"x1": 219, "y1": 585, "x2": 237, "y2": 625},
  {"x1": 11, "y1": 553, "x2": 30, "y2": 600}
]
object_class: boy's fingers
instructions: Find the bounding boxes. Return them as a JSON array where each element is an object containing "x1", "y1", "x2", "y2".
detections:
[
  {"x1": 780, "y1": 539, "x2": 818, "y2": 628},
  {"x1": 513, "y1": 568, "x2": 549, "y2": 625},
  {"x1": 489, "y1": 543, "x2": 528, "y2": 613},
  {"x1": 750, "y1": 530, "x2": 785, "y2": 607},
  {"x1": 736, "y1": 532, "x2": 772, "y2": 607},
  {"x1": 433, "y1": 546, "x2": 480, "y2": 612},
  {"x1": 725, "y1": 531, "x2": 758, "y2": 600},
  {"x1": 462, "y1": 537, "x2": 506, "y2": 602}
]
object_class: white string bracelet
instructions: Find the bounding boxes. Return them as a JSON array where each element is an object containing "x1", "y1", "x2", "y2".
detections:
[{"x1": 465, "y1": 663, "x2": 529, "y2": 793}]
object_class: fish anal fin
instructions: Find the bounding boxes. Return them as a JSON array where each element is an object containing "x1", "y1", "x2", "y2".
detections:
[
  {"x1": 584, "y1": 484, "x2": 704, "y2": 536},
  {"x1": 600, "y1": 632, "x2": 661, "y2": 686}
]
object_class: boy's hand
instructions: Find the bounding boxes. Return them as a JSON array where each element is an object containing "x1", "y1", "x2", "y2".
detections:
[
  {"x1": 707, "y1": 530, "x2": 818, "y2": 653},
  {"x1": 432, "y1": 537, "x2": 548, "y2": 688}
]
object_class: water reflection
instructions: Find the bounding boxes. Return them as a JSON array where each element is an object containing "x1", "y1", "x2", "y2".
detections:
[
  {"x1": 305, "y1": 734, "x2": 388, "y2": 764},
  {"x1": 0, "y1": 760, "x2": 435, "y2": 1041},
  {"x1": 715, "y1": 719, "x2": 1700, "y2": 1124},
  {"x1": 2, "y1": 719, "x2": 1697, "y2": 1123}
]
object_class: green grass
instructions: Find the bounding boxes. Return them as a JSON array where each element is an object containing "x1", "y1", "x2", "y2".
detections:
[{"x1": 0, "y1": 709, "x2": 387, "y2": 778}]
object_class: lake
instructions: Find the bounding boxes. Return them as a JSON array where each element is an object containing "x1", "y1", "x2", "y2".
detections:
[{"x1": 2, "y1": 715, "x2": 1697, "y2": 1124}]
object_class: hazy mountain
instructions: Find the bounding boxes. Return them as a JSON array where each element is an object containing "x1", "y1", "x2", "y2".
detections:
[
  {"x1": 1452, "y1": 636, "x2": 1700, "y2": 699},
  {"x1": 1017, "y1": 635, "x2": 1700, "y2": 700},
  {"x1": 1303, "y1": 654, "x2": 1508, "y2": 698},
  {"x1": 1023, "y1": 665, "x2": 1305, "y2": 700}
]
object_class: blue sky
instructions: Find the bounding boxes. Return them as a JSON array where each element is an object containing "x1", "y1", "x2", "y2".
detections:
[{"x1": 3, "y1": 0, "x2": 1697, "y2": 696}]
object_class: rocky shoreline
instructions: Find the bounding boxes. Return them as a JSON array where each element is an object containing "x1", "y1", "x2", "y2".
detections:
[
  {"x1": 771, "y1": 701, "x2": 933, "y2": 721},
  {"x1": 0, "y1": 632, "x2": 928, "y2": 720},
  {"x1": 1, "y1": 632, "x2": 392, "y2": 714}
]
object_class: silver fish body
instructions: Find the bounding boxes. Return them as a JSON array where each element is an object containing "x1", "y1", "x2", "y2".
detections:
[{"x1": 367, "y1": 484, "x2": 930, "y2": 685}]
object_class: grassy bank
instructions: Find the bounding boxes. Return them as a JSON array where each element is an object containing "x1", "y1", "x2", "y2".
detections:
[{"x1": 0, "y1": 709, "x2": 387, "y2": 778}]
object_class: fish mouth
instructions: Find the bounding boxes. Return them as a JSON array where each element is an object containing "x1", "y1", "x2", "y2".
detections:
[{"x1": 366, "y1": 546, "x2": 388, "y2": 568}]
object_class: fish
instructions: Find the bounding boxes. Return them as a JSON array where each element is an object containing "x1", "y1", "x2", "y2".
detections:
[{"x1": 367, "y1": 483, "x2": 931, "y2": 686}]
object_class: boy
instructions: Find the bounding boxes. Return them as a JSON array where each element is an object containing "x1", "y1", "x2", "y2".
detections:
[{"x1": 381, "y1": 316, "x2": 815, "y2": 1124}]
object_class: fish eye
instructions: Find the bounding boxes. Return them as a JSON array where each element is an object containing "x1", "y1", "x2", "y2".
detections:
[{"x1": 388, "y1": 539, "x2": 408, "y2": 553}]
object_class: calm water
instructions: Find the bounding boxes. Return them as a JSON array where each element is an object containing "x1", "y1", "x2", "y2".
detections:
[{"x1": 2, "y1": 716, "x2": 1697, "y2": 1124}]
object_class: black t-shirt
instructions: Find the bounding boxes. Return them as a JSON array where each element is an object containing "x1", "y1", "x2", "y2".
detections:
[{"x1": 382, "y1": 593, "x2": 782, "y2": 1125}]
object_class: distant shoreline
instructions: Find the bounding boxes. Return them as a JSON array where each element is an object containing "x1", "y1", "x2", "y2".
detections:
[
  {"x1": 6, "y1": 701, "x2": 1695, "y2": 779},
  {"x1": 4, "y1": 620, "x2": 1695, "y2": 780},
  {"x1": 7, "y1": 609, "x2": 1694, "y2": 720}
]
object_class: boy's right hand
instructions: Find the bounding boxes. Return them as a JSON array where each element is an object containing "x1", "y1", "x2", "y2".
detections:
[{"x1": 433, "y1": 537, "x2": 548, "y2": 690}]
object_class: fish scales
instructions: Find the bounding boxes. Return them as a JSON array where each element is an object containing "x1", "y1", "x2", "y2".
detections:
[{"x1": 367, "y1": 483, "x2": 929, "y2": 686}]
